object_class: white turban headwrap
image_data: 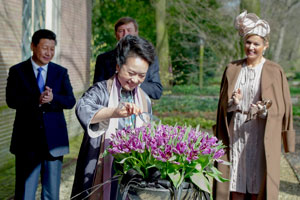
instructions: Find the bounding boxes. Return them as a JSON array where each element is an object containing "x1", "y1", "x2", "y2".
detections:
[{"x1": 234, "y1": 11, "x2": 270, "y2": 38}]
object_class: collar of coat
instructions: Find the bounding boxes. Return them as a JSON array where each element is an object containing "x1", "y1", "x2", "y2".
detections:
[{"x1": 226, "y1": 58, "x2": 277, "y2": 101}]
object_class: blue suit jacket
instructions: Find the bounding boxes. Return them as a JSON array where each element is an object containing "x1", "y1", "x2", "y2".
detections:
[
  {"x1": 93, "y1": 49, "x2": 163, "y2": 99},
  {"x1": 6, "y1": 59, "x2": 76, "y2": 157}
]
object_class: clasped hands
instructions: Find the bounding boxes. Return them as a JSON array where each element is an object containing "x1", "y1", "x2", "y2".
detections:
[{"x1": 39, "y1": 86, "x2": 53, "y2": 105}]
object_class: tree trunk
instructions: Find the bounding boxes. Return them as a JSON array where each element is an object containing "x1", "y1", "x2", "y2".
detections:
[
  {"x1": 295, "y1": 37, "x2": 300, "y2": 71},
  {"x1": 288, "y1": 33, "x2": 300, "y2": 61},
  {"x1": 273, "y1": 24, "x2": 286, "y2": 63},
  {"x1": 199, "y1": 39, "x2": 204, "y2": 88},
  {"x1": 155, "y1": 0, "x2": 171, "y2": 88},
  {"x1": 240, "y1": 0, "x2": 261, "y2": 15},
  {"x1": 272, "y1": 1, "x2": 300, "y2": 63}
]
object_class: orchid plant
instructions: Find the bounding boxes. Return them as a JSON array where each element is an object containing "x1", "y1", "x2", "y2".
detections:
[{"x1": 105, "y1": 122, "x2": 228, "y2": 196}]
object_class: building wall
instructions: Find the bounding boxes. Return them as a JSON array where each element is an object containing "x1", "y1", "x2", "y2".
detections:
[
  {"x1": 0, "y1": 0, "x2": 23, "y2": 170},
  {"x1": 60, "y1": 0, "x2": 91, "y2": 93},
  {"x1": 0, "y1": 2, "x2": 24, "y2": 197},
  {"x1": 0, "y1": 1, "x2": 91, "y2": 197},
  {"x1": 0, "y1": 0, "x2": 23, "y2": 105},
  {"x1": 59, "y1": 0, "x2": 92, "y2": 138}
]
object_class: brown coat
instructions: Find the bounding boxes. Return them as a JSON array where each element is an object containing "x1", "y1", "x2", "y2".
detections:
[{"x1": 213, "y1": 59, "x2": 295, "y2": 200}]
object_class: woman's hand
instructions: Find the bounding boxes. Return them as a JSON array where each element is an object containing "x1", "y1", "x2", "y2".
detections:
[
  {"x1": 91, "y1": 103, "x2": 142, "y2": 123},
  {"x1": 113, "y1": 102, "x2": 141, "y2": 118},
  {"x1": 232, "y1": 88, "x2": 242, "y2": 105}
]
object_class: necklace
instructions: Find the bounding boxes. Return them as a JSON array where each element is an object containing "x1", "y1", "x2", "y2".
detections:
[{"x1": 119, "y1": 88, "x2": 135, "y2": 128}]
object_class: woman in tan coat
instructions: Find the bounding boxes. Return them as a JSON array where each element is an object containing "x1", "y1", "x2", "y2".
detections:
[{"x1": 213, "y1": 11, "x2": 295, "y2": 200}]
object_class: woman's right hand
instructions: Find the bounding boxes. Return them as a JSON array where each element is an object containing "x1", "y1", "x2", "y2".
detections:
[
  {"x1": 232, "y1": 88, "x2": 242, "y2": 105},
  {"x1": 113, "y1": 102, "x2": 141, "y2": 118}
]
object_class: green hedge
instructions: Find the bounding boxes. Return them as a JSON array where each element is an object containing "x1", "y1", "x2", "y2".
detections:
[
  {"x1": 153, "y1": 96, "x2": 218, "y2": 114},
  {"x1": 290, "y1": 87, "x2": 300, "y2": 96},
  {"x1": 293, "y1": 105, "x2": 300, "y2": 116},
  {"x1": 171, "y1": 84, "x2": 220, "y2": 96},
  {"x1": 159, "y1": 116, "x2": 215, "y2": 130}
]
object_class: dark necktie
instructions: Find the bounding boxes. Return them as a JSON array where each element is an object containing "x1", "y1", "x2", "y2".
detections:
[{"x1": 37, "y1": 67, "x2": 44, "y2": 93}]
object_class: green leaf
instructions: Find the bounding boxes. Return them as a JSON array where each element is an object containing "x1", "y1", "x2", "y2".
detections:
[
  {"x1": 210, "y1": 166, "x2": 222, "y2": 175},
  {"x1": 197, "y1": 155, "x2": 210, "y2": 169},
  {"x1": 135, "y1": 166, "x2": 145, "y2": 178},
  {"x1": 168, "y1": 155, "x2": 177, "y2": 162},
  {"x1": 113, "y1": 153, "x2": 129, "y2": 163},
  {"x1": 206, "y1": 166, "x2": 229, "y2": 183},
  {"x1": 190, "y1": 172, "x2": 211, "y2": 194},
  {"x1": 195, "y1": 135, "x2": 202, "y2": 146},
  {"x1": 206, "y1": 172, "x2": 229, "y2": 183},
  {"x1": 196, "y1": 124, "x2": 200, "y2": 132},
  {"x1": 138, "y1": 129, "x2": 143, "y2": 141},
  {"x1": 168, "y1": 137, "x2": 173, "y2": 145},
  {"x1": 183, "y1": 126, "x2": 191, "y2": 141},
  {"x1": 168, "y1": 170, "x2": 185, "y2": 188},
  {"x1": 116, "y1": 156, "x2": 142, "y2": 165},
  {"x1": 219, "y1": 160, "x2": 231, "y2": 165},
  {"x1": 184, "y1": 163, "x2": 202, "y2": 178},
  {"x1": 123, "y1": 163, "x2": 130, "y2": 174},
  {"x1": 195, "y1": 163, "x2": 202, "y2": 172},
  {"x1": 168, "y1": 171, "x2": 180, "y2": 187},
  {"x1": 151, "y1": 124, "x2": 155, "y2": 137},
  {"x1": 102, "y1": 150, "x2": 108, "y2": 157},
  {"x1": 153, "y1": 161, "x2": 166, "y2": 170},
  {"x1": 167, "y1": 163, "x2": 182, "y2": 173}
]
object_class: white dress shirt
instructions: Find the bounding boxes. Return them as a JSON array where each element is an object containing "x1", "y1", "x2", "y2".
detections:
[{"x1": 31, "y1": 57, "x2": 48, "y2": 82}]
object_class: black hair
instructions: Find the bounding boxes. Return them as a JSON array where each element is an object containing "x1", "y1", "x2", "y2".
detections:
[
  {"x1": 114, "y1": 17, "x2": 138, "y2": 33},
  {"x1": 31, "y1": 29, "x2": 57, "y2": 46},
  {"x1": 116, "y1": 35, "x2": 155, "y2": 67}
]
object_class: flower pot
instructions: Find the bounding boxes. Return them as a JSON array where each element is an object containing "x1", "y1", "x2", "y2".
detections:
[{"x1": 127, "y1": 184, "x2": 203, "y2": 200}]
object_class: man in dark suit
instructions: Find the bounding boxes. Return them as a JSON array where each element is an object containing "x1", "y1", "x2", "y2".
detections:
[
  {"x1": 93, "y1": 17, "x2": 163, "y2": 99},
  {"x1": 6, "y1": 29, "x2": 76, "y2": 199}
]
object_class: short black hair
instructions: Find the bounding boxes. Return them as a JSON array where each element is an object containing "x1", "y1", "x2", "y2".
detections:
[
  {"x1": 31, "y1": 29, "x2": 57, "y2": 46},
  {"x1": 114, "y1": 17, "x2": 138, "y2": 33},
  {"x1": 116, "y1": 35, "x2": 155, "y2": 68}
]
